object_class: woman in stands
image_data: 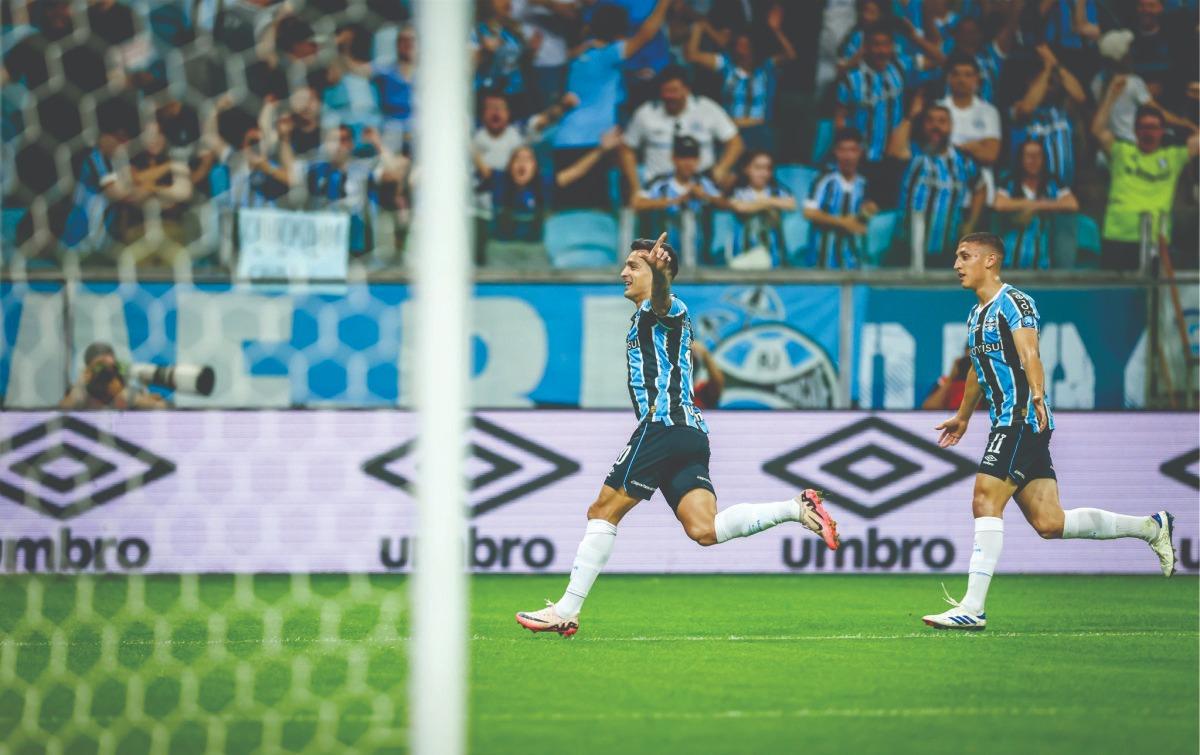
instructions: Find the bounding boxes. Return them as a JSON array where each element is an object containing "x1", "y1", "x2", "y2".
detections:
[{"x1": 992, "y1": 139, "x2": 1078, "y2": 269}]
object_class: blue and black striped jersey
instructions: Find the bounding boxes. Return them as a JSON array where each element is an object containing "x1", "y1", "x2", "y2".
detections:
[
  {"x1": 966, "y1": 284, "x2": 1054, "y2": 432},
  {"x1": 626, "y1": 296, "x2": 708, "y2": 432}
]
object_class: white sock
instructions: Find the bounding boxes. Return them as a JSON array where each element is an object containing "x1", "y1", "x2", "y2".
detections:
[
  {"x1": 714, "y1": 499, "x2": 800, "y2": 544},
  {"x1": 1062, "y1": 508, "x2": 1159, "y2": 542},
  {"x1": 961, "y1": 516, "x2": 1003, "y2": 614},
  {"x1": 554, "y1": 519, "x2": 617, "y2": 619}
]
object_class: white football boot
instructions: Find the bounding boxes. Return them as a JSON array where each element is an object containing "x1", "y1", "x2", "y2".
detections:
[{"x1": 1149, "y1": 511, "x2": 1177, "y2": 577}]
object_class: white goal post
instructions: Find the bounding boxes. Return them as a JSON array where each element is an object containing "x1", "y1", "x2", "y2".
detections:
[{"x1": 410, "y1": 1, "x2": 472, "y2": 754}]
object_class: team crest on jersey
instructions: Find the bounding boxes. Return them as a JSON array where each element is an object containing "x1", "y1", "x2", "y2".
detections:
[{"x1": 983, "y1": 317, "x2": 999, "y2": 332}]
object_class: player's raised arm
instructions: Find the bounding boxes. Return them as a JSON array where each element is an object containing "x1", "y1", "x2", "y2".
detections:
[
  {"x1": 641, "y1": 231, "x2": 673, "y2": 316},
  {"x1": 1012, "y1": 328, "x2": 1049, "y2": 431},
  {"x1": 935, "y1": 363, "x2": 981, "y2": 447}
]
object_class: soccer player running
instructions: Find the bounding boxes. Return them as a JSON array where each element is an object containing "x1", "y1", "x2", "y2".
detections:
[
  {"x1": 516, "y1": 233, "x2": 840, "y2": 636},
  {"x1": 922, "y1": 233, "x2": 1177, "y2": 631}
]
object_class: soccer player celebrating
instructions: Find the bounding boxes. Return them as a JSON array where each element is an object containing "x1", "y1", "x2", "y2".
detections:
[
  {"x1": 922, "y1": 233, "x2": 1177, "y2": 631},
  {"x1": 515, "y1": 233, "x2": 840, "y2": 636}
]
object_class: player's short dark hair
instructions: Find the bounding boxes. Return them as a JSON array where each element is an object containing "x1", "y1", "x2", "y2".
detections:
[
  {"x1": 1134, "y1": 104, "x2": 1165, "y2": 127},
  {"x1": 959, "y1": 232, "x2": 1005, "y2": 262},
  {"x1": 944, "y1": 51, "x2": 980, "y2": 75},
  {"x1": 834, "y1": 127, "x2": 863, "y2": 145},
  {"x1": 631, "y1": 237, "x2": 679, "y2": 279}
]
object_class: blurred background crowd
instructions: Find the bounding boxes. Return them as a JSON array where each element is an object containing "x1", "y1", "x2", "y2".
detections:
[{"x1": 1, "y1": 0, "x2": 1197, "y2": 277}]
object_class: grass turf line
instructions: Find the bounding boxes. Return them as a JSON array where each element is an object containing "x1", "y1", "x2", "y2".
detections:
[{"x1": 0, "y1": 574, "x2": 1195, "y2": 754}]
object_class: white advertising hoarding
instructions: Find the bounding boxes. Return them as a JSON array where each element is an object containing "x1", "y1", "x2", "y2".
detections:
[{"x1": 0, "y1": 411, "x2": 1195, "y2": 575}]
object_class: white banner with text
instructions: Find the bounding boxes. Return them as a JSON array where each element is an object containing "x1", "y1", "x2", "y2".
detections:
[{"x1": 0, "y1": 411, "x2": 1196, "y2": 575}]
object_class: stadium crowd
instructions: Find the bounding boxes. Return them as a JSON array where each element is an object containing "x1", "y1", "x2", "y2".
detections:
[{"x1": 1, "y1": 0, "x2": 1197, "y2": 275}]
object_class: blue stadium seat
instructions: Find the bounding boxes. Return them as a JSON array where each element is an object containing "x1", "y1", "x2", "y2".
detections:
[
  {"x1": 544, "y1": 210, "x2": 619, "y2": 268},
  {"x1": 1077, "y1": 213, "x2": 1101, "y2": 253},
  {"x1": 811, "y1": 119, "x2": 834, "y2": 165},
  {"x1": 774, "y1": 165, "x2": 819, "y2": 264},
  {"x1": 866, "y1": 210, "x2": 900, "y2": 267},
  {"x1": 709, "y1": 210, "x2": 739, "y2": 264}
]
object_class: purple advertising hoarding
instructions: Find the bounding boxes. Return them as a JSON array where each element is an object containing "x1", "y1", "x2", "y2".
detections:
[{"x1": 0, "y1": 411, "x2": 1196, "y2": 575}]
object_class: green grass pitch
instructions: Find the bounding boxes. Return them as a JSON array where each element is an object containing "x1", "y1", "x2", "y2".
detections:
[{"x1": 0, "y1": 574, "x2": 1195, "y2": 754}]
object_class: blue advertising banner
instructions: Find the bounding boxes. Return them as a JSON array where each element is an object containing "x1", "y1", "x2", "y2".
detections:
[
  {"x1": 854, "y1": 287, "x2": 1148, "y2": 410},
  {"x1": 1, "y1": 282, "x2": 842, "y2": 409}
]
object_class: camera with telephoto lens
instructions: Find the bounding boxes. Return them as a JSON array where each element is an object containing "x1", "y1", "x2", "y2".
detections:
[{"x1": 129, "y1": 363, "x2": 216, "y2": 396}]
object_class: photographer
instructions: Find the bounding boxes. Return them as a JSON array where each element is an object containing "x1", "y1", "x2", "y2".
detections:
[{"x1": 59, "y1": 343, "x2": 168, "y2": 411}]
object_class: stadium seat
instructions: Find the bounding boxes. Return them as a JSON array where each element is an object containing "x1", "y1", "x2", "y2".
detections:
[
  {"x1": 709, "y1": 210, "x2": 739, "y2": 264},
  {"x1": 1077, "y1": 214, "x2": 1101, "y2": 253},
  {"x1": 866, "y1": 210, "x2": 900, "y2": 267},
  {"x1": 544, "y1": 210, "x2": 619, "y2": 268},
  {"x1": 811, "y1": 118, "x2": 834, "y2": 165},
  {"x1": 774, "y1": 165, "x2": 819, "y2": 264}
]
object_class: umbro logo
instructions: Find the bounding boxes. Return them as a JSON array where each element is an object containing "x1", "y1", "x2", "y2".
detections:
[
  {"x1": 763, "y1": 417, "x2": 975, "y2": 519},
  {"x1": 362, "y1": 415, "x2": 580, "y2": 517},
  {"x1": 1160, "y1": 448, "x2": 1199, "y2": 490},
  {"x1": 0, "y1": 416, "x2": 175, "y2": 520}
]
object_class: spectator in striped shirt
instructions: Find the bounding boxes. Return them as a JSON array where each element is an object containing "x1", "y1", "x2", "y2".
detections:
[
  {"x1": 944, "y1": 11, "x2": 1017, "y2": 104},
  {"x1": 727, "y1": 150, "x2": 796, "y2": 268},
  {"x1": 835, "y1": 25, "x2": 910, "y2": 168},
  {"x1": 306, "y1": 125, "x2": 382, "y2": 257},
  {"x1": 631, "y1": 135, "x2": 727, "y2": 258},
  {"x1": 993, "y1": 140, "x2": 1079, "y2": 270},
  {"x1": 1009, "y1": 44, "x2": 1087, "y2": 187},
  {"x1": 683, "y1": 4, "x2": 796, "y2": 153},
  {"x1": 803, "y1": 128, "x2": 877, "y2": 269},
  {"x1": 886, "y1": 93, "x2": 985, "y2": 266}
]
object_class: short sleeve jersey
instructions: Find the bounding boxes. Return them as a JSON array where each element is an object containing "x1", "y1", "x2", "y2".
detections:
[
  {"x1": 966, "y1": 284, "x2": 1054, "y2": 431},
  {"x1": 626, "y1": 296, "x2": 708, "y2": 431},
  {"x1": 1102, "y1": 142, "x2": 1191, "y2": 242}
]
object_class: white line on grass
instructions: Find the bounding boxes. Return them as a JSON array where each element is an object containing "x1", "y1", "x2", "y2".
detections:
[
  {"x1": 0, "y1": 630, "x2": 1195, "y2": 649},
  {"x1": 475, "y1": 705, "x2": 1192, "y2": 722}
]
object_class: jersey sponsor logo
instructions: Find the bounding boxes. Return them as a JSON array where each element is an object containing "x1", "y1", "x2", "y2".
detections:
[
  {"x1": 970, "y1": 342, "x2": 1001, "y2": 356},
  {"x1": 626, "y1": 338, "x2": 637, "y2": 351},
  {"x1": 1008, "y1": 290, "x2": 1035, "y2": 316}
]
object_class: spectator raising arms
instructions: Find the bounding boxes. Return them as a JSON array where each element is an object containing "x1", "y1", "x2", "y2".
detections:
[
  {"x1": 728, "y1": 150, "x2": 795, "y2": 268},
  {"x1": 1009, "y1": 44, "x2": 1087, "y2": 187},
  {"x1": 835, "y1": 24, "x2": 909, "y2": 168},
  {"x1": 473, "y1": 0, "x2": 533, "y2": 108},
  {"x1": 472, "y1": 90, "x2": 577, "y2": 173},
  {"x1": 804, "y1": 128, "x2": 876, "y2": 269},
  {"x1": 620, "y1": 65, "x2": 743, "y2": 195},
  {"x1": 684, "y1": 4, "x2": 796, "y2": 152},
  {"x1": 993, "y1": 140, "x2": 1078, "y2": 270},
  {"x1": 1092, "y1": 78, "x2": 1200, "y2": 271},
  {"x1": 887, "y1": 93, "x2": 985, "y2": 267},
  {"x1": 551, "y1": 0, "x2": 670, "y2": 208}
]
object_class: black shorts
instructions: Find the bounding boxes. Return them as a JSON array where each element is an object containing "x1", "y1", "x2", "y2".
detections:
[
  {"x1": 603, "y1": 422, "x2": 715, "y2": 510},
  {"x1": 978, "y1": 425, "x2": 1056, "y2": 490}
]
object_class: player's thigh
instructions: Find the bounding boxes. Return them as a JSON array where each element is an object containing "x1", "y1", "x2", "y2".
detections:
[
  {"x1": 586, "y1": 484, "x2": 643, "y2": 525},
  {"x1": 1013, "y1": 478, "x2": 1064, "y2": 539},
  {"x1": 971, "y1": 473, "x2": 1018, "y2": 517}
]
